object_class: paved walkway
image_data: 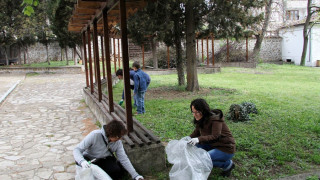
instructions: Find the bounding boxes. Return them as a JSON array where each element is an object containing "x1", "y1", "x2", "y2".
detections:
[
  {"x1": 0, "y1": 74, "x2": 25, "y2": 104},
  {"x1": 0, "y1": 73, "x2": 96, "y2": 179}
]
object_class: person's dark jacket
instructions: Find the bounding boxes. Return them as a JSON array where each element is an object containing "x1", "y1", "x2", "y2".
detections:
[
  {"x1": 190, "y1": 111, "x2": 236, "y2": 154},
  {"x1": 121, "y1": 70, "x2": 136, "y2": 99}
]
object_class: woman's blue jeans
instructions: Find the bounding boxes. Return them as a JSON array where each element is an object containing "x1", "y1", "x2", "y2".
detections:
[
  {"x1": 136, "y1": 91, "x2": 146, "y2": 114},
  {"x1": 196, "y1": 144, "x2": 234, "y2": 170}
]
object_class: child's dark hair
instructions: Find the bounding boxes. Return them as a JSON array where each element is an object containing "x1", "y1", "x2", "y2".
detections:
[
  {"x1": 116, "y1": 69, "x2": 123, "y2": 76},
  {"x1": 103, "y1": 120, "x2": 127, "y2": 138},
  {"x1": 132, "y1": 61, "x2": 140, "y2": 69}
]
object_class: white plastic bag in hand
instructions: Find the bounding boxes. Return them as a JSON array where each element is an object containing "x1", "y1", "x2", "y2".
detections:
[
  {"x1": 91, "y1": 164, "x2": 112, "y2": 180},
  {"x1": 166, "y1": 136, "x2": 213, "y2": 180},
  {"x1": 75, "y1": 164, "x2": 112, "y2": 180},
  {"x1": 75, "y1": 165, "x2": 94, "y2": 180}
]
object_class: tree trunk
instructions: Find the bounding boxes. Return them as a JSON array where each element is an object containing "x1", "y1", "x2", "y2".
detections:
[
  {"x1": 185, "y1": 0, "x2": 199, "y2": 92},
  {"x1": 65, "y1": 46, "x2": 69, "y2": 65},
  {"x1": 26, "y1": 46, "x2": 29, "y2": 64},
  {"x1": 23, "y1": 47, "x2": 27, "y2": 64},
  {"x1": 173, "y1": 14, "x2": 185, "y2": 86},
  {"x1": 151, "y1": 38, "x2": 158, "y2": 69},
  {"x1": 252, "y1": 0, "x2": 273, "y2": 61},
  {"x1": 4, "y1": 47, "x2": 9, "y2": 66},
  {"x1": 46, "y1": 44, "x2": 50, "y2": 65},
  {"x1": 74, "y1": 47, "x2": 77, "y2": 65},
  {"x1": 300, "y1": 0, "x2": 312, "y2": 66},
  {"x1": 18, "y1": 45, "x2": 22, "y2": 65},
  {"x1": 60, "y1": 47, "x2": 63, "y2": 61}
]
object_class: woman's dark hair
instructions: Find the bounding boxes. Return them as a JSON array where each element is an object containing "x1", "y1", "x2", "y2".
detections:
[
  {"x1": 103, "y1": 120, "x2": 127, "y2": 138},
  {"x1": 116, "y1": 69, "x2": 123, "y2": 76},
  {"x1": 132, "y1": 61, "x2": 140, "y2": 69},
  {"x1": 190, "y1": 98, "x2": 213, "y2": 128}
]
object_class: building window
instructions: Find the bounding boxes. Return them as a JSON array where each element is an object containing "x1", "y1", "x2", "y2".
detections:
[{"x1": 286, "y1": 10, "x2": 299, "y2": 20}]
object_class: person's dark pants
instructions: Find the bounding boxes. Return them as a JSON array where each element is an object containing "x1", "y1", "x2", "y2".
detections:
[{"x1": 84, "y1": 156, "x2": 124, "y2": 180}]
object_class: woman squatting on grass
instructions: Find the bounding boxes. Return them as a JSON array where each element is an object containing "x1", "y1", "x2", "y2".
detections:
[{"x1": 188, "y1": 98, "x2": 236, "y2": 177}]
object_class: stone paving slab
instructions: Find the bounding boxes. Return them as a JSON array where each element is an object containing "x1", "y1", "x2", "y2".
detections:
[{"x1": 0, "y1": 73, "x2": 96, "y2": 180}]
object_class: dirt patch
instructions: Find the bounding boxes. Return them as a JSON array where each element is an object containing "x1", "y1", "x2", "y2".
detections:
[
  {"x1": 146, "y1": 87, "x2": 213, "y2": 100},
  {"x1": 81, "y1": 118, "x2": 98, "y2": 136}
]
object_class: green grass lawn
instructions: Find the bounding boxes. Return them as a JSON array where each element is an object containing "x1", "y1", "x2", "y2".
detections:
[
  {"x1": 112, "y1": 64, "x2": 320, "y2": 179},
  {"x1": 21, "y1": 60, "x2": 76, "y2": 67}
]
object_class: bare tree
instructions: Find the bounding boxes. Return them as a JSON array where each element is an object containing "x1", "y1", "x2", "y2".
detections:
[
  {"x1": 252, "y1": 0, "x2": 274, "y2": 61},
  {"x1": 300, "y1": 0, "x2": 319, "y2": 66}
]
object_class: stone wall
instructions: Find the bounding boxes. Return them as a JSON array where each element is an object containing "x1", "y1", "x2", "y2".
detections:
[
  {"x1": 258, "y1": 37, "x2": 282, "y2": 61},
  {"x1": 1, "y1": 37, "x2": 281, "y2": 65},
  {"x1": 0, "y1": 42, "x2": 79, "y2": 65},
  {"x1": 0, "y1": 66, "x2": 83, "y2": 74},
  {"x1": 195, "y1": 37, "x2": 282, "y2": 62},
  {"x1": 22, "y1": 42, "x2": 79, "y2": 64}
]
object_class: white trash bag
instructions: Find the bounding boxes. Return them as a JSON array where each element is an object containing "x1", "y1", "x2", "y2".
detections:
[
  {"x1": 166, "y1": 136, "x2": 213, "y2": 180},
  {"x1": 75, "y1": 164, "x2": 112, "y2": 180},
  {"x1": 75, "y1": 165, "x2": 94, "y2": 180}
]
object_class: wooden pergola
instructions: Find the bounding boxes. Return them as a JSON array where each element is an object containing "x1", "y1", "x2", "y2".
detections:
[{"x1": 68, "y1": 0, "x2": 157, "y2": 142}]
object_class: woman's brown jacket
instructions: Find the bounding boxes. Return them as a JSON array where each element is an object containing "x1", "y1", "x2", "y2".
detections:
[{"x1": 190, "y1": 113, "x2": 236, "y2": 154}]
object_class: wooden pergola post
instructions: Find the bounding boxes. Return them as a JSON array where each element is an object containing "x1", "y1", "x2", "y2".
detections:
[
  {"x1": 167, "y1": 46, "x2": 170, "y2": 69},
  {"x1": 87, "y1": 27, "x2": 94, "y2": 94},
  {"x1": 201, "y1": 38, "x2": 204, "y2": 63},
  {"x1": 212, "y1": 34, "x2": 215, "y2": 66},
  {"x1": 120, "y1": 0, "x2": 133, "y2": 133},
  {"x1": 113, "y1": 38, "x2": 117, "y2": 72},
  {"x1": 82, "y1": 31, "x2": 89, "y2": 88},
  {"x1": 100, "y1": 35, "x2": 106, "y2": 79},
  {"x1": 102, "y1": 8, "x2": 114, "y2": 112},
  {"x1": 118, "y1": 38, "x2": 121, "y2": 69},
  {"x1": 93, "y1": 19, "x2": 102, "y2": 102}
]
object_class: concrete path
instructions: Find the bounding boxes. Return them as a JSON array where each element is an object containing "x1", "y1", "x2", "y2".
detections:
[{"x1": 0, "y1": 73, "x2": 96, "y2": 180}]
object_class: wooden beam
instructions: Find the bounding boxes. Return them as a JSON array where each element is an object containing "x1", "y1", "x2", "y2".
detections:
[
  {"x1": 201, "y1": 38, "x2": 204, "y2": 63},
  {"x1": 76, "y1": 8, "x2": 97, "y2": 15},
  {"x1": 93, "y1": 18, "x2": 102, "y2": 102},
  {"x1": 102, "y1": 8, "x2": 114, "y2": 113},
  {"x1": 113, "y1": 38, "x2": 117, "y2": 72},
  {"x1": 206, "y1": 36, "x2": 209, "y2": 66},
  {"x1": 212, "y1": 34, "x2": 214, "y2": 66},
  {"x1": 120, "y1": 0, "x2": 133, "y2": 133},
  {"x1": 118, "y1": 38, "x2": 121, "y2": 68},
  {"x1": 100, "y1": 35, "x2": 106, "y2": 79},
  {"x1": 87, "y1": 27, "x2": 94, "y2": 94},
  {"x1": 78, "y1": 0, "x2": 102, "y2": 9},
  {"x1": 82, "y1": 31, "x2": 89, "y2": 88}
]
